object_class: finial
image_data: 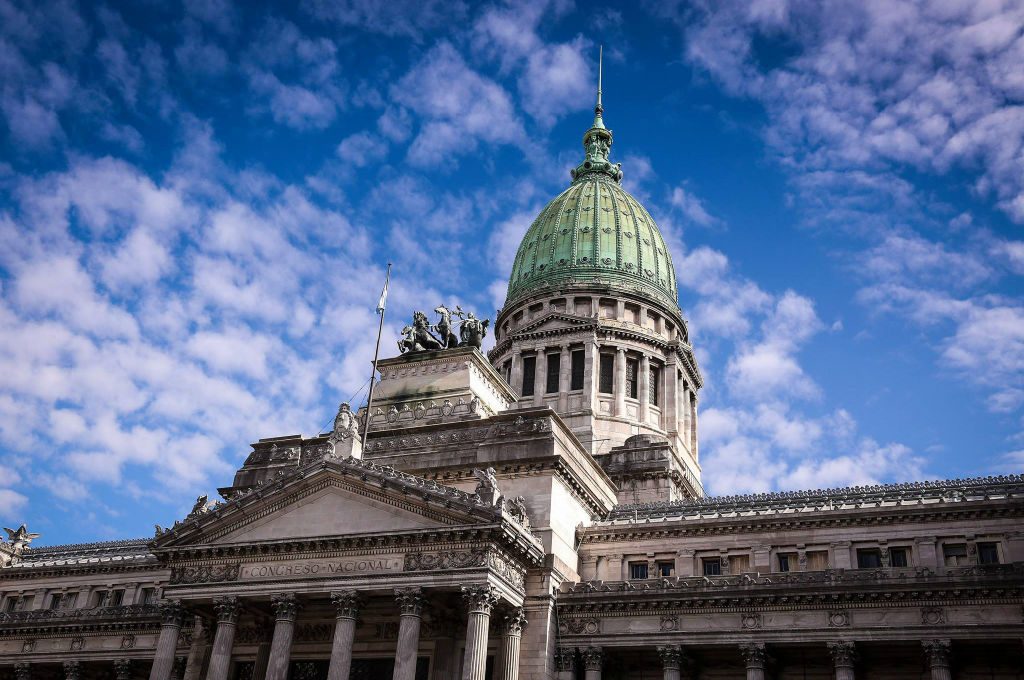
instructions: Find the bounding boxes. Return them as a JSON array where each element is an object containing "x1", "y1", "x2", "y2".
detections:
[
  {"x1": 570, "y1": 44, "x2": 622, "y2": 184},
  {"x1": 593, "y1": 45, "x2": 605, "y2": 129}
]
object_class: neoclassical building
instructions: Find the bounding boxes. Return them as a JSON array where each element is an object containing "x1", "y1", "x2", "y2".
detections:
[{"x1": 1, "y1": 84, "x2": 1023, "y2": 680}]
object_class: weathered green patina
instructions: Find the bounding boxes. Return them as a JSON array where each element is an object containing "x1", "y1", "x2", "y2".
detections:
[{"x1": 505, "y1": 53, "x2": 678, "y2": 311}]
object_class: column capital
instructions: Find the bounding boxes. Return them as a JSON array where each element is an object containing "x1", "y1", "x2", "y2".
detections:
[
  {"x1": 739, "y1": 643, "x2": 767, "y2": 669},
  {"x1": 212, "y1": 595, "x2": 241, "y2": 624},
  {"x1": 500, "y1": 607, "x2": 527, "y2": 636},
  {"x1": 158, "y1": 599, "x2": 187, "y2": 627},
  {"x1": 63, "y1": 661, "x2": 81, "y2": 680},
  {"x1": 113, "y1": 659, "x2": 132, "y2": 680},
  {"x1": 827, "y1": 641, "x2": 856, "y2": 668},
  {"x1": 554, "y1": 647, "x2": 576, "y2": 672},
  {"x1": 581, "y1": 646, "x2": 603, "y2": 671},
  {"x1": 461, "y1": 584, "x2": 499, "y2": 615},
  {"x1": 395, "y1": 587, "x2": 425, "y2": 617},
  {"x1": 922, "y1": 639, "x2": 951, "y2": 669},
  {"x1": 14, "y1": 663, "x2": 30, "y2": 680},
  {"x1": 658, "y1": 645, "x2": 689, "y2": 671},
  {"x1": 270, "y1": 593, "x2": 301, "y2": 622},
  {"x1": 330, "y1": 590, "x2": 361, "y2": 619}
]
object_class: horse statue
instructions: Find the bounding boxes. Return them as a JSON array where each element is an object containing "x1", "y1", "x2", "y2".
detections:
[
  {"x1": 459, "y1": 311, "x2": 490, "y2": 349},
  {"x1": 433, "y1": 305, "x2": 460, "y2": 348},
  {"x1": 411, "y1": 311, "x2": 443, "y2": 350}
]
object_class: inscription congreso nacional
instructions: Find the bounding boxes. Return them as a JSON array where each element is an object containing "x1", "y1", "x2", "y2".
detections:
[{"x1": 2, "y1": 67, "x2": 1023, "y2": 680}]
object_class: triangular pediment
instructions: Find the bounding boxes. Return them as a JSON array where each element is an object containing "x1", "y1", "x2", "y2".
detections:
[{"x1": 154, "y1": 457, "x2": 502, "y2": 549}]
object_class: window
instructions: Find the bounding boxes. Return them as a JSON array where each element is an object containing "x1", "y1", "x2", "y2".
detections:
[
  {"x1": 3, "y1": 597, "x2": 16, "y2": 612},
  {"x1": 503, "y1": 361, "x2": 512, "y2": 384},
  {"x1": 889, "y1": 547, "x2": 909, "y2": 568},
  {"x1": 109, "y1": 590, "x2": 124, "y2": 606},
  {"x1": 92, "y1": 590, "x2": 107, "y2": 608},
  {"x1": 857, "y1": 549, "x2": 882, "y2": 568},
  {"x1": 598, "y1": 355, "x2": 614, "y2": 394},
  {"x1": 702, "y1": 558, "x2": 721, "y2": 576},
  {"x1": 521, "y1": 356, "x2": 536, "y2": 397},
  {"x1": 140, "y1": 587, "x2": 156, "y2": 605},
  {"x1": 649, "y1": 366, "x2": 660, "y2": 406},
  {"x1": 943, "y1": 543, "x2": 968, "y2": 567},
  {"x1": 545, "y1": 353, "x2": 560, "y2": 393},
  {"x1": 978, "y1": 542, "x2": 1000, "y2": 565},
  {"x1": 570, "y1": 350, "x2": 585, "y2": 390},
  {"x1": 629, "y1": 562, "x2": 649, "y2": 580},
  {"x1": 777, "y1": 553, "x2": 796, "y2": 572},
  {"x1": 48, "y1": 594, "x2": 62, "y2": 609},
  {"x1": 730, "y1": 555, "x2": 750, "y2": 573},
  {"x1": 806, "y1": 550, "x2": 830, "y2": 571},
  {"x1": 657, "y1": 562, "x2": 674, "y2": 577},
  {"x1": 625, "y1": 358, "x2": 639, "y2": 399}
]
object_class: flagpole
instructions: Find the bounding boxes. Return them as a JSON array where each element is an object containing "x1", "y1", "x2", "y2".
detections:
[{"x1": 362, "y1": 263, "x2": 391, "y2": 445}]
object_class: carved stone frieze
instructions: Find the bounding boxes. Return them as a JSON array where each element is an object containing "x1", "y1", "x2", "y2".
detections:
[
  {"x1": 121, "y1": 633, "x2": 136, "y2": 649},
  {"x1": 921, "y1": 606, "x2": 946, "y2": 625},
  {"x1": 169, "y1": 563, "x2": 240, "y2": 585},
  {"x1": 828, "y1": 610, "x2": 850, "y2": 627},
  {"x1": 740, "y1": 612, "x2": 762, "y2": 629},
  {"x1": 558, "y1": 617, "x2": 599, "y2": 635},
  {"x1": 404, "y1": 547, "x2": 527, "y2": 590}
]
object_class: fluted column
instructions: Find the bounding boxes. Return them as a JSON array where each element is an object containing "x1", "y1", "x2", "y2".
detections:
[
  {"x1": 581, "y1": 647, "x2": 603, "y2": 680},
  {"x1": 510, "y1": 350, "x2": 522, "y2": 398},
  {"x1": 183, "y1": 616, "x2": 212, "y2": 680},
  {"x1": 658, "y1": 645, "x2": 689, "y2": 680},
  {"x1": 461, "y1": 585, "x2": 498, "y2": 680},
  {"x1": 14, "y1": 663, "x2": 30, "y2": 680},
  {"x1": 558, "y1": 345, "x2": 571, "y2": 413},
  {"x1": 251, "y1": 619, "x2": 273, "y2": 680},
  {"x1": 690, "y1": 393, "x2": 699, "y2": 458},
  {"x1": 393, "y1": 588, "x2": 425, "y2": 680},
  {"x1": 639, "y1": 353, "x2": 651, "y2": 424},
  {"x1": 739, "y1": 643, "x2": 766, "y2": 680},
  {"x1": 265, "y1": 594, "x2": 301, "y2": 680},
  {"x1": 63, "y1": 662, "x2": 81, "y2": 680},
  {"x1": 923, "y1": 640, "x2": 952, "y2": 680},
  {"x1": 828, "y1": 641, "x2": 856, "y2": 680},
  {"x1": 554, "y1": 648, "x2": 576, "y2": 680},
  {"x1": 534, "y1": 351, "x2": 547, "y2": 406},
  {"x1": 205, "y1": 596, "x2": 241, "y2": 680},
  {"x1": 613, "y1": 348, "x2": 626, "y2": 416},
  {"x1": 114, "y1": 660, "x2": 133, "y2": 680},
  {"x1": 327, "y1": 591, "x2": 361, "y2": 680},
  {"x1": 494, "y1": 608, "x2": 527, "y2": 680},
  {"x1": 150, "y1": 600, "x2": 186, "y2": 680}
]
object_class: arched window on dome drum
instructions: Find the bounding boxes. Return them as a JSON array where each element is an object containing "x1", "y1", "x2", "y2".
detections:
[{"x1": 625, "y1": 358, "x2": 639, "y2": 399}]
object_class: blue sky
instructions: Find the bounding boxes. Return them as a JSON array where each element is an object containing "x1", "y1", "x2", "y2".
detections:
[{"x1": 1, "y1": 0, "x2": 1022, "y2": 545}]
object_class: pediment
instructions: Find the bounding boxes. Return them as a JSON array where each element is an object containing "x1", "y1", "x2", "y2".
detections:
[{"x1": 154, "y1": 457, "x2": 502, "y2": 549}]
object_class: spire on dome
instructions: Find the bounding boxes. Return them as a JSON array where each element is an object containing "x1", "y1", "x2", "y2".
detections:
[{"x1": 571, "y1": 45, "x2": 622, "y2": 184}]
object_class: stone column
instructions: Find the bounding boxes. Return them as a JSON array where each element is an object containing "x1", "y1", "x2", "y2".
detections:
[
  {"x1": 639, "y1": 353, "x2": 651, "y2": 424},
  {"x1": 150, "y1": 600, "x2": 186, "y2": 680},
  {"x1": 923, "y1": 640, "x2": 952, "y2": 680},
  {"x1": 534, "y1": 351, "x2": 547, "y2": 406},
  {"x1": 581, "y1": 647, "x2": 603, "y2": 680},
  {"x1": 183, "y1": 616, "x2": 212, "y2": 680},
  {"x1": 205, "y1": 596, "x2": 241, "y2": 680},
  {"x1": 393, "y1": 587, "x2": 425, "y2": 680},
  {"x1": 494, "y1": 608, "x2": 527, "y2": 680},
  {"x1": 554, "y1": 648, "x2": 576, "y2": 680},
  {"x1": 14, "y1": 663, "x2": 30, "y2": 680},
  {"x1": 664, "y1": 360, "x2": 679, "y2": 436},
  {"x1": 461, "y1": 585, "x2": 498, "y2": 680},
  {"x1": 658, "y1": 645, "x2": 688, "y2": 680},
  {"x1": 327, "y1": 591, "x2": 360, "y2": 680},
  {"x1": 739, "y1": 643, "x2": 767, "y2": 680},
  {"x1": 613, "y1": 348, "x2": 626, "y2": 417},
  {"x1": 828, "y1": 641, "x2": 856, "y2": 680},
  {"x1": 251, "y1": 619, "x2": 273, "y2": 680},
  {"x1": 690, "y1": 393, "x2": 698, "y2": 459},
  {"x1": 558, "y1": 345, "x2": 571, "y2": 413},
  {"x1": 63, "y1": 662, "x2": 81, "y2": 680},
  {"x1": 584, "y1": 339, "x2": 597, "y2": 414},
  {"x1": 510, "y1": 350, "x2": 522, "y2": 399},
  {"x1": 115, "y1": 660, "x2": 133, "y2": 680},
  {"x1": 265, "y1": 594, "x2": 301, "y2": 680}
]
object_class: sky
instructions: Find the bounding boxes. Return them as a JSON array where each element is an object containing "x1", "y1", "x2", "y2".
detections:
[{"x1": 0, "y1": 0, "x2": 1022, "y2": 545}]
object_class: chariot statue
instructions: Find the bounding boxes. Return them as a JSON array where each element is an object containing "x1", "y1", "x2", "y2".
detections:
[{"x1": 396, "y1": 306, "x2": 490, "y2": 353}]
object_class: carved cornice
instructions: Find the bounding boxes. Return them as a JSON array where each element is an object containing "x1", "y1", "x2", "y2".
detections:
[{"x1": 461, "y1": 584, "x2": 499, "y2": 615}]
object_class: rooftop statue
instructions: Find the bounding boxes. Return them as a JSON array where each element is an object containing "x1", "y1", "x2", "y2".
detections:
[
  {"x1": 3, "y1": 524, "x2": 40, "y2": 552},
  {"x1": 397, "y1": 306, "x2": 490, "y2": 353}
]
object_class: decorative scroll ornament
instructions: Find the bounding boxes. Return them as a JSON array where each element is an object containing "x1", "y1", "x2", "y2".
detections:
[
  {"x1": 398, "y1": 306, "x2": 489, "y2": 353},
  {"x1": 170, "y1": 563, "x2": 240, "y2": 585}
]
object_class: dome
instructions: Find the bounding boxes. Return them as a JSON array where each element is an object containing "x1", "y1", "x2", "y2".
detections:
[{"x1": 504, "y1": 69, "x2": 679, "y2": 312}]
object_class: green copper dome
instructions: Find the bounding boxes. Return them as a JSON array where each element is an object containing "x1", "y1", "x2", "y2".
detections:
[{"x1": 504, "y1": 61, "x2": 679, "y2": 311}]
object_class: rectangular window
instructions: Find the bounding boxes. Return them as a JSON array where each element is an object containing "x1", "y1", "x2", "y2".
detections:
[
  {"x1": 521, "y1": 356, "x2": 536, "y2": 397},
  {"x1": 943, "y1": 543, "x2": 968, "y2": 567},
  {"x1": 92, "y1": 590, "x2": 107, "y2": 608},
  {"x1": 109, "y1": 590, "x2": 124, "y2": 606},
  {"x1": 629, "y1": 562, "x2": 649, "y2": 580},
  {"x1": 48, "y1": 594, "x2": 62, "y2": 609},
  {"x1": 889, "y1": 547, "x2": 909, "y2": 568},
  {"x1": 570, "y1": 350, "x2": 585, "y2": 390},
  {"x1": 4, "y1": 597, "x2": 16, "y2": 612},
  {"x1": 777, "y1": 553, "x2": 796, "y2": 572},
  {"x1": 140, "y1": 588, "x2": 156, "y2": 605},
  {"x1": 806, "y1": 550, "x2": 829, "y2": 571},
  {"x1": 857, "y1": 549, "x2": 882, "y2": 568},
  {"x1": 702, "y1": 558, "x2": 721, "y2": 576},
  {"x1": 657, "y1": 562, "x2": 674, "y2": 577},
  {"x1": 649, "y1": 366, "x2": 660, "y2": 406},
  {"x1": 625, "y1": 358, "x2": 639, "y2": 399},
  {"x1": 503, "y1": 361, "x2": 511, "y2": 384},
  {"x1": 598, "y1": 355, "x2": 614, "y2": 394},
  {"x1": 545, "y1": 353, "x2": 560, "y2": 393},
  {"x1": 978, "y1": 542, "x2": 1000, "y2": 565}
]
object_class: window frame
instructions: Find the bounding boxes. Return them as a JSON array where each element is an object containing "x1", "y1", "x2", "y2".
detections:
[
  {"x1": 856, "y1": 548, "x2": 883, "y2": 569},
  {"x1": 545, "y1": 352, "x2": 560, "y2": 393},
  {"x1": 702, "y1": 557, "x2": 722, "y2": 576},
  {"x1": 521, "y1": 356, "x2": 536, "y2": 397},
  {"x1": 978, "y1": 542, "x2": 1000, "y2": 565},
  {"x1": 598, "y1": 354, "x2": 614, "y2": 394},
  {"x1": 625, "y1": 357, "x2": 639, "y2": 399},
  {"x1": 570, "y1": 350, "x2": 585, "y2": 391},
  {"x1": 889, "y1": 547, "x2": 910, "y2": 568},
  {"x1": 628, "y1": 562, "x2": 649, "y2": 580}
]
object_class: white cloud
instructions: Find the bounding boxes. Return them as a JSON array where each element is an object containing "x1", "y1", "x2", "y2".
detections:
[{"x1": 337, "y1": 132, "x2": 388, "y2": 167}]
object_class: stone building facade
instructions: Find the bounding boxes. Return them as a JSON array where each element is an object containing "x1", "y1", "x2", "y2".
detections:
[{"x1": 1, "y1": 86, "x2": 1022, "y2": 680}]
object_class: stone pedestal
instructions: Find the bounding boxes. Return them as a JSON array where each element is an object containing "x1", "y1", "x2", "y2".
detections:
[
  {"x1": 265, "y1": 594, "x2": 301, "y2": 680},
  {"x1": 494, "y1": 608, "x2": 526, "y2": 680},
  {"x1": 461, "y1": 585, "x2": 498, "y2": 680},
  {"x1": 327, "y1": 591, "x2": 360, "y2": 680},
  {"x1": 828, "y1": 641, "x2": 856, "y2": 680},
  {"x1": 393, "y1": 588, "x2": 425, "y2": 680},
  {"x1": 149, "y1": 600, "x2": 185, "y2": 680},
  {"x1": 206, "y1": 597, "x2": 241, "y2": 680},
  {"x1": 740, "y1": 643, "x2": 766, "y2": 680},
  {"x1": 923, "y1": 640, "x2": 952, "y2": 680}
]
